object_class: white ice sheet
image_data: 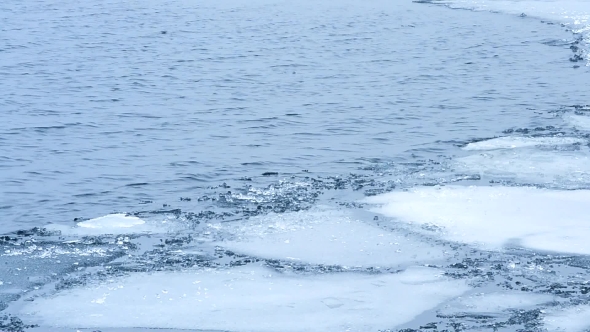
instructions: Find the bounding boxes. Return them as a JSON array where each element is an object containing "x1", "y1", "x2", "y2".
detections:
[{"x1": 20, "y1": 266, "x2": 469, "y2": 331}]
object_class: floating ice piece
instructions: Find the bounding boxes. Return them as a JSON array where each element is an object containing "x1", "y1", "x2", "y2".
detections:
[
  {"x1": 462, "y1": 136, "x2": 584, "y2": 151},
  {"x1": 567, "y1": 115, "x2": 590, "y2": 131},
  {"x1": 78, "y1": 214, "x2": 145, "y2": 229},
  {"x1": 364, "y1": 186, "x2": 590, "y2": 254},
  {"x1": 47, "y1": 214, "x2": 161, "y2": 235},
  {"x1": 220, "y1": 209, "x2": 446, "y2": 268},
  {"x1": 20, "y1": 266, "x2": 469, "y2": 331},
  {"x1": 439, "y1": 291, "x2": 555, "y2": 317},
  {"x1": 455, "y1": 148, "x2": 590, "y2": 187},
  {"x1": 544, "y1": 305, "x2": 590, "y2": 332}
]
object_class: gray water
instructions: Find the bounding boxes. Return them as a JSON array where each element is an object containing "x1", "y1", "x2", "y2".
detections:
[
  {"x1": 2, "y1": 0, "x2": 590, "y2": 330},
  {"x1": 1, "y1": 0, "x2": 588, "y2": 231}
]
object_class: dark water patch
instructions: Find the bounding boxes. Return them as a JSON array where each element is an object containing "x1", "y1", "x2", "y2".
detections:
[{"x1": 124, "y1": 182, "x2": 149, "y2": 187}]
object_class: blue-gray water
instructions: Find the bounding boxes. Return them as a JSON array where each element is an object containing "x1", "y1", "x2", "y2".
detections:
[
  {"x1": 1, "y1": 0, "x2": 588, "y2": 230},
  {"x1": 1, "y1": 0, "x2": 590, "y2": 330}
]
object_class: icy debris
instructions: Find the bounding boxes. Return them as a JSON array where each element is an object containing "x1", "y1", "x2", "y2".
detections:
[
  {"x1": 364, "y1": 185, "x2": 590, "y2": 254},
  {"x1": 20, "y1": 266, "x2": 468, "y2": 331},
  {"x1": 462, "y1": 136, "x2": 584, "y2": 151}
]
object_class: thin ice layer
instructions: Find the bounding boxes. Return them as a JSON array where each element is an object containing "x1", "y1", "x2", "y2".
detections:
[
  {"x1": 439, "y1": 291, "x2": 555, "y2": 316},
  {"x1": 20, "y1": 266, "x2": 469, "y2": 331},
  {"x1": 567, "y1": 114, "x2": 590, "y2": 131},
  {"x1": 219, "y1": 209, "x2": 447, "y2": 267},
  {"x1": 544, "y1": 305, "x2": 590, "y2": 331},
  {"x1": 364, "y1": 186, "x2": 590, "y2": 254},
  {"x1": 455, "y1": 148, "x2": 590, "y2": 186},
  {"x1": 462, "y1": 136, "x2": 584, "y2": 151}
]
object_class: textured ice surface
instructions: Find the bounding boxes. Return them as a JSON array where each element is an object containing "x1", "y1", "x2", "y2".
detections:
[
  {"x1": 462, "y1": 136, "x2": 584, "y2": 151},
  {"x1": 544, "y1": 305, "x2": 590, "y2": 331},
  {"x1": 364, "y1": 186, "x2": 590, "y2": 254},
  {"x1": 439, "y1": 291, "x2": 555, "y2": 316},
  {"x1": 47, "y1": 214, "x2": 163, "y2": 235},
  {"x1": 20, "y1": 266, "x2": 468, "y2": 331},
  {"x1": 220, "y1": 210, "x2": 447, "y2": 267},
  {"x1": 567, "y1": 114, "x2": 590, "y2": 131},
  {"x1": 455, "y1": 148, "x2": 590, "y2": 186}
]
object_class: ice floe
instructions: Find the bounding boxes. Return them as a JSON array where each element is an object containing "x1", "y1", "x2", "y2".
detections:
[
  {"x1": 364, "y1": 186, "x2": 590, "y2": 255},
  {"x1": 218, "y1": 209, "x2": 447, "y2": 268},
  {"x1": 20, "y1": 266, "x2": 469, "y2": 331},
  {"x1": 462, "y1": 136, "x2": 584, "y2": 151},
  {"x1": 455, "y1": 148, "x2": 590, "y2": 186}
]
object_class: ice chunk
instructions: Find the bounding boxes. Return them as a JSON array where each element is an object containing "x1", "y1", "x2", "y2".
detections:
[
  {"x1": 219, "y1": 209, "x2": 447, "y2": 268},
  {"x1": 47, "y1": 214, "x2": 162, "y2": 235},
  {"x1": 455, "y1": 148, "x2": 590, "y2": 186},
  {"x1": 364, "y1": 186, "x2": 590, "y2": 254},
  {"x1": 544, "y1": 305, "x2": 590, "y2": 332},
  {"x1": 20, "y1": 266, "x2": 469, "y2": 331},
  {"x1": 78, "y1": 214, "x2": 145, "y2": 229},
  {"x1": 462, "y1": 136, "x2": 584, "y2": 151},
  {"x1": 567, "y1": 115, "x2": 590, "y2": 131},
  {"x1": 439, "y1": 291, "x2": 555, "y2": 317}
]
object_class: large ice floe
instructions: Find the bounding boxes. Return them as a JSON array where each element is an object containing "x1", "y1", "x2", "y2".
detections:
[
  {"x1": 365, "y1": 185, "x2": 590, "y2": 255},
  {"x1": 219, "y1": 209, "x2": 447, "y2": 268},
  {"x1": 456, "y1": 136, "x2": 590, "y2": 187},
  {"x1": 20, "y1": 266, "x2": 468, "y2": 331}
]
